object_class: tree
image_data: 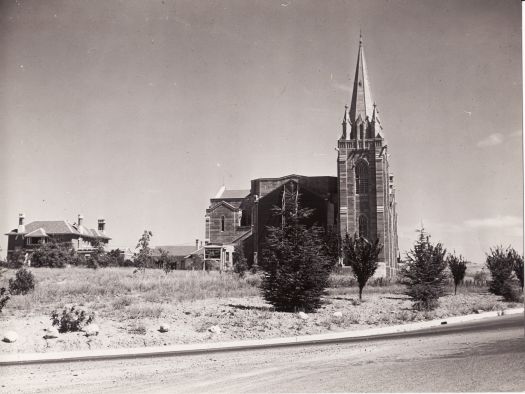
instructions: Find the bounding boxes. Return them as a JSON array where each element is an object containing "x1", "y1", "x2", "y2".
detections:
[
  {"x1": 447, "y1": 253, "x2": 467, "y2": 295},
  {"x1": 233, "y1": 245, "x2": 248, "y2": 277},
  {"x1": 485, "y1": 246, "x2": 516, "y2": 296},
  {"x1": 259, "y1": 182, "x2": 333, "y2": 312},
  {"x1": 342, "y1": 234, "x2": 382, "y2": 302},
  {"x1": 134, "y1": 230, "x2": 153, "y2": 272},
  {"x1": 401, "y1": 228, "x2": 448, "y2": 310}
]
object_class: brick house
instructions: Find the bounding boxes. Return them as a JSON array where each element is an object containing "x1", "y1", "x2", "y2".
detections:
[
  {"x1": 5, "y1": 213, "x2": 110, "y2": 260},
  {"x1": 204, "y1": 36, "x2": 399, "y2": 277}
]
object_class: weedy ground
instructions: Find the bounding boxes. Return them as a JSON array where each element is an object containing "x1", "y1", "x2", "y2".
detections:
[{"x1": 0, "y1": 267, "x2": 518, "y2": 354}]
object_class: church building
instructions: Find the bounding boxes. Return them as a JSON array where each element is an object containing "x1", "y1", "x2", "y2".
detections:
[{"x1": 204, "y1": 36, "x2": 399, "y2": 277}]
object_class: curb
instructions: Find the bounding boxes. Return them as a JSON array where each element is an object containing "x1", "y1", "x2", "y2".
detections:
[{"x1": 0, "y1": 307, "x2": 523, "y2": 366}]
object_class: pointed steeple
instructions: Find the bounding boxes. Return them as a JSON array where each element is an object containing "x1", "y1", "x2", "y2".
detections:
[{"x1": 349, "y1": 33, "x2": 375, "y2": 123}]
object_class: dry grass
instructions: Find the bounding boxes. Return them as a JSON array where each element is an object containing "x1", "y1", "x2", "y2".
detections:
[
  {"x1": 0, "y1": 267, "x2": 519, "y2": 354},
  {"x1": 0, "y1": 267, "x2": 260, "y2": 317}
]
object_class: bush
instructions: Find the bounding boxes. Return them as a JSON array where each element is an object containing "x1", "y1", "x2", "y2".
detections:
[
  {"x1": 0, "y1": 287, "x2": 9, "y2": 313},
  {"x1": 8, "y1": 267, "x2": 35, "y2": 295},
  {"x1": 51, "y1": 306, "x2": 95, "y2": 333},
  {"x1": 501, "y1": 280, "x2": 522, "y2": 302},
  {"x1": 401, "y1": 228, "x2": 448, "y2": 311},
  {"x1": 7, "y1": 250, "x2": 25, "y2": 269},
  {"x1": 205, "y1": 260, "x2": 221, "y2": 271},
  {"x1": 0, "y1": 268, "x2": 10, "y2": 313},
  {"x1": 233, "y1": 245, "x2": 248, "y2": 277},
  {"x1": 31, "y1": 241, "x2": 74, "y2": 268}
]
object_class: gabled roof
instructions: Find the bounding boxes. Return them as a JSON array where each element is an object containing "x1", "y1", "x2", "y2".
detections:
[
  {"x1": 207, "y1": 200, "x2": 240, "y2": 212},
  {"x1": 25, "y1": 228, "x2": 49, "y2": 238}
]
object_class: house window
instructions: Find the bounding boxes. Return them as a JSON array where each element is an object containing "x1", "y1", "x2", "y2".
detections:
[
  {"x1": 359, "y1": 215, "x2": 368, "y2": 239},
  {"x1": 355, "y1": 161, "x2": 369, "y2": 195},
  {"x1": 221, "y1": 216, "x2": 225, "y2": 232}
]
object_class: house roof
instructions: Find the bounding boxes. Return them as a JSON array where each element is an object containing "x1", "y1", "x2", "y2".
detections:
[
  {"x1": 153, "y1": 245, "x2": 197, "y2": 257},
  {"x1": 25, "y1": 228, "x2": 49, "y2": 238},
  {"x1": 6, "y1": 220, "x2": 111, "y2": 239}
]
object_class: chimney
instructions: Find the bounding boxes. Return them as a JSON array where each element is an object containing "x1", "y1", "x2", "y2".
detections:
[
  {"x1": 18, "y1": 213, "x2": 25, "y2": 233},
  {"x1": 98, "y1": 218, "x2": 106, "y2": 232},
  {"x1": 78, "y1": 214, "x2": 84, "y2": 227},
  {"x1": 195, "y1": 239, "x2": 199, "y2": 250}
]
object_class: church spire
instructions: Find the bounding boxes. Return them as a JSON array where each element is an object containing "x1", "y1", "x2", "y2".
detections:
[{"x1": 349, "y1": 33, "x2": 375, "y2": 123}]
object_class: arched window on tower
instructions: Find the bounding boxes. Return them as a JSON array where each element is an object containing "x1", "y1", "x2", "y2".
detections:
[
  {"x1": 355, "y1": 161, "x2": 369, "y2": 195},
  {"x1": 359, "y1": 215, "x2": 368, "y2": 239},
  {"x1": 360, "y1": 124, "x2": 364, "y2": 140},
  {"x1": 221, "y1": 216, "x2": 225, "y2": 232}
]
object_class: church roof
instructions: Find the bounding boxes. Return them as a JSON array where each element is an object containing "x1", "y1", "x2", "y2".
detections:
[
  {"x1": 213, "y1": 188, "x2": 250, "y2": 200},
  {"x1": 349, "y1": 34, "x2": 375, "y2": 123}
]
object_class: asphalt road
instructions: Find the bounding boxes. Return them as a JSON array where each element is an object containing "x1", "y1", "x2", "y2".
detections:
[{"x1": 1, "y1": 314, "x2": 523, "y2": 393}]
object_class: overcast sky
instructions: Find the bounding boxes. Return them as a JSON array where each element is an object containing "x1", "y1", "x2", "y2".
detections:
[{"x1": 0, "y1": 0, "x2": 522, "y2": 266}]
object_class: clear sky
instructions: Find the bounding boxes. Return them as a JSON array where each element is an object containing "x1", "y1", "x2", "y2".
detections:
[{"x1": 0, "y1": 0, "x2": 522, "y2": 267}]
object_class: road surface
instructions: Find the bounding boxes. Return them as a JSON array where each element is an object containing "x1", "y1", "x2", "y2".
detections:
[{"x1": 1, "y1": 314, "x2": 523, "y2": 393}]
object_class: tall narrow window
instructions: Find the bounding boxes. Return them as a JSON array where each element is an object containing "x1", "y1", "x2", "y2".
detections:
[
  {"x1": 360, "y1": 124, "x2": 364, "y2": 140},
  {"x1": 355, "y1": 161, "x2": 369, "y2": 194},
  {"x1": 359, "y1": 215, "x2": 368, "y2": 239},
  {"x1": 221, "y1": 216, "x2": 225, "y2": 232}
]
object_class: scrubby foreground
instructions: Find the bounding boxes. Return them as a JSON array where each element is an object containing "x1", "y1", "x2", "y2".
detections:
[{"x1": 0, "y1": 267, "x2": 518, "y2": 354}]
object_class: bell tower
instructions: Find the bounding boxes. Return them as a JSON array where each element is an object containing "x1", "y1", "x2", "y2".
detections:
[{"x1": 337, "y1": 34, "x2": 399, "y2": 277}]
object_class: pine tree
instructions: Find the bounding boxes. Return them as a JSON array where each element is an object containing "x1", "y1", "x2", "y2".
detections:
[
  {"x1": 260, "y1": 182, "x2": 333, "y2": 312},
  {"x1": 447, "y1": 253, "x2": 467, "y2": 295},
  {"x1": 401, "y1": 228, "x2": 448, "y2": 310},
  {"x1": 342, "y1": 234, "x2": 382, "y2": 301}
]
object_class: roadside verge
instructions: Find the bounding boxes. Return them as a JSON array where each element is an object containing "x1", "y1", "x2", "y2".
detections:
[{"x1": 1, "y1": 307, "x2": 522, "y2": 366}]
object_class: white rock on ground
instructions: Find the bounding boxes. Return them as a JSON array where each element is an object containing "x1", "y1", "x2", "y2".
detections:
[
  {"x1": 2, "y1": 331, "x2": 18, "y2": 343},
  {"x1": 333, "y1": 311, "x2": 343, "y2": 318},
  {"x1": 208, "y1": 325, "x2": 221, "y2": 334},
  {"x1": 43, "y1": 327, "x2": 59, "y2": 339},
  {"x1": 298, "y1": 312, "x2": 309, "y2": 320},
  {"x1": 83, "y1": 323, "x2": 100, "y2": 336},
  {"x1": 159, "y1": 323, "x2": 170, "y2": 333}
]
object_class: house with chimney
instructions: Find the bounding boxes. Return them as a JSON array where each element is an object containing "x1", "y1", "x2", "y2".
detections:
[{"x1": 5, "y1": 213, "x2": 111, "y2": 260}]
